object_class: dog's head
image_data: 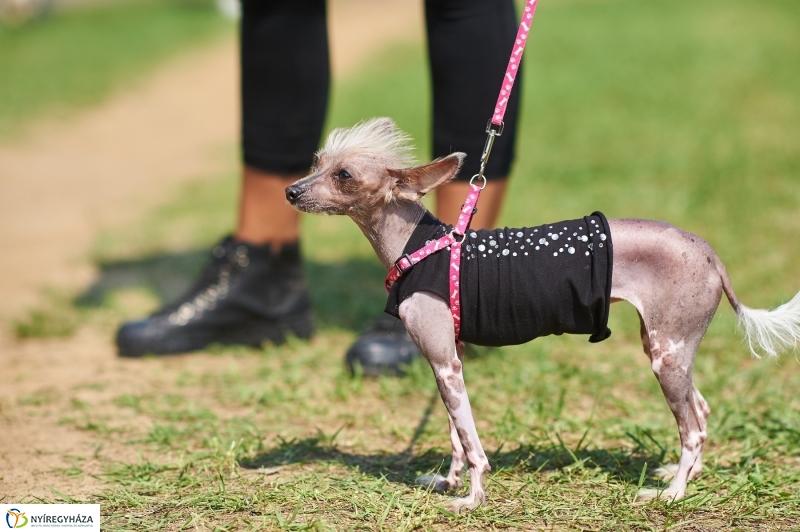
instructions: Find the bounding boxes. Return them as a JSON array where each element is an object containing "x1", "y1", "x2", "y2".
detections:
[{"x1": 285, "y1": 117, "x2": 464, "y2": 219}]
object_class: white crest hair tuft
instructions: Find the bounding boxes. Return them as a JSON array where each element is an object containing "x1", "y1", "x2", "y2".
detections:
[{"x1": 319, "y1": 117, "x2": 416, "y2": 169}]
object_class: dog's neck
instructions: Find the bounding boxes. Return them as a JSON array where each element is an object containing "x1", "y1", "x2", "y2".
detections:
[{"x1": 352, "y1": 200, "x2": 428, "y2": 271}]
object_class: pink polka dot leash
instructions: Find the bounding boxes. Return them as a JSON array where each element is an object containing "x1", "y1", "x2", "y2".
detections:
[
  {"x1": 386, "y1": 0, "x2": 539, "y2": 342},
  {"x1": 472, "y1": 0, "x2": 538, "y2": 186},
  {"x1": 493, "y1": 0, "x2": 538, "y2": 128}
]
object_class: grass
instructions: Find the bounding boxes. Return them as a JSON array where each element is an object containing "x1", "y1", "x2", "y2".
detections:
[
  {"x1": 42, "y1": 333, "x2": 800, "y2": 530},
  {"x1": 0, "y1": 0, "x2": 231, "y2": 139},
  {"x1": 10, "y1": 0, "x2": 800, "y2": 529}
]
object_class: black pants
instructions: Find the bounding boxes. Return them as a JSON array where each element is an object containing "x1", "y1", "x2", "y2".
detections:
[{"x1": 240, "y1": 0, "x2": 521, "y2": 180}]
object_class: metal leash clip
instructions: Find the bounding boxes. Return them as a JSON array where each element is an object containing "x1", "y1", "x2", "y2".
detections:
[{"x1": 470, "y1": 120, "x2": 504, "y2": 188}]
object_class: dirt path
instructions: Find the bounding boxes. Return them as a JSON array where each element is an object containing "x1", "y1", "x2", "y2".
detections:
[{"x1": 0, "y1": 0, "x2": 423, "y2": 501}]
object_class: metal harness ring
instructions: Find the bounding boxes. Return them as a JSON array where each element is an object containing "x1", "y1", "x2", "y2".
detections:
[{"x1": 469, "y1": 173, "x2": 488, "y2": 189}]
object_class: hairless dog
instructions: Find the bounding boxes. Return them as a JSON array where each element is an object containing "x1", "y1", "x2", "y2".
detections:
[{"x1": 286, "y1": 118, "x2": 800, "y2": 512}]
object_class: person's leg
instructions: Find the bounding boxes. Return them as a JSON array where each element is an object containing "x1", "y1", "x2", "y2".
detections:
[
  {"x1": 235, "y1": 167, "x2": 301, "y2": 249},
  {"x1": 426, "y1": 0, "x2": 520, "y2": 229},
  {"x1": 237, "y1": 0, "x2": 329, "y2": 245},
  {"x1": 237, "y1": 0, "x2": 327, "y2": 248},
  {"x1": 345, "y1": 0, "x2": 521, "y2": 375},
  {"x1": 436, "y1": 181, "x2": 507, "y2": 229},
  {"x1": 116, "y1": 0, "x2": 329, "y2": 357}
]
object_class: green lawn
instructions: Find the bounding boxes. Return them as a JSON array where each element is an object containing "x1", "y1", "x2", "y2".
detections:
[
  {"x1": 18, "y1": 0, "x2": 800, "y2": 529},
  {"x1": 0, "y1": 0, "x2": 230, "y2": 139}
]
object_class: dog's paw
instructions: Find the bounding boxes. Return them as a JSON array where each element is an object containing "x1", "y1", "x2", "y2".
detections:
[
  {"x1": 653, "y1": 462, "x2": 702, "y2": 481},
  {"x1": 653, "y1": 464, "x2": 679, "y2": 480},
  {"x1": 636, "y1": 487, "x2": 680, "y2": 503},
  {"x1": 444, "y1": 491, "x2": 485, "y2": 514},
  {"x1": 415, "y1": 474, "x2": 455, "y2": 494}
]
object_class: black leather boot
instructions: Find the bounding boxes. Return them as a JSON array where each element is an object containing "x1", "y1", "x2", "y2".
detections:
[
  {"x1": 344, "y1": 314, "x2": 420, "y2": 377},
  {"x1": 116, "y1": 237, "x2": 313, "y2": 357}
]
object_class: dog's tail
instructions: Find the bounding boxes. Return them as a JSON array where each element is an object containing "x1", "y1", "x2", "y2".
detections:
[{"x1": 715, "y1": 256, "x2": 800, "y2": 358}]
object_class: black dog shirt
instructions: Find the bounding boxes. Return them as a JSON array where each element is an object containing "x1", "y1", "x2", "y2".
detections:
[{"x1": 385, "y1": 211, "x2": 613, "y2": 346}]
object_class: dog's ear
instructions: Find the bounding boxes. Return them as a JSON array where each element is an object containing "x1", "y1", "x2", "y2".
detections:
[{"x1": 389, "y1": 153, "x2": 465, "y2": 202}]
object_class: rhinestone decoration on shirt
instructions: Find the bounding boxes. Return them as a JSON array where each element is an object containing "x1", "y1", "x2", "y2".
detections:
[{"x1": 464, "y1": 218, "x2": 605, "y2": 262}]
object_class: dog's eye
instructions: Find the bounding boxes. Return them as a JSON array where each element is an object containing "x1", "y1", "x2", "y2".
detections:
[{"x1": 336, "y1": 170, "x2": 352, "y2": 181}]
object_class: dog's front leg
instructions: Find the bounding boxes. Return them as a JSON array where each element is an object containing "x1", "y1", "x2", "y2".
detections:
[
  {"x1": 400, "y1": 291, "x2": 490, "y2": 512},
  {"x1": 416, "y1": 345, "x2": 467, "y2": 494},
  {"x1": 416, "y1": 412, "x2": 467, "y2": 494}
]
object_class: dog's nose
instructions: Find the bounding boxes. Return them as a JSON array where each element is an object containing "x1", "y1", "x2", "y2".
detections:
[{"x1": 285, "y1": 185, "x2": 305, "y2": 203}]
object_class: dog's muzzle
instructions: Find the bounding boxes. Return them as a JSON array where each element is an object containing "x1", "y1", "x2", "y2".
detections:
[{"x1": 285, "y1": 185, "x2": 305, "y2": 204}]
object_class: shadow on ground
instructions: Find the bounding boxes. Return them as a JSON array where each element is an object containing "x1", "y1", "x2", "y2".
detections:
[
  {"x1": 239, "y1": 389, "x2": 665, "y2": 491},
  {"x1": 76, "y1": 248, "x2": 387, "y2": 331},
  {"x1": 239, "y1": 434, "x2": 666, "y2": 490}
]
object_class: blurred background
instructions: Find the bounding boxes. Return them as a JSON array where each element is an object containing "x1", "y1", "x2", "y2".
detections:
[
  {"x1": 0, "y1": 0, "x2": 428, "y2": 334},
  {"x1": 1, "y1": 0, "x2": 798, "y2": 340},
  {"x1": 1, "y1": 0, "x2": 799, "y2": 521},
  {"x1": 1, "y1": 0, "x2": 797, "y2": 344}
]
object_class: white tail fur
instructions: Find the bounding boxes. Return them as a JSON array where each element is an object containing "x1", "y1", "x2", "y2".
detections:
[{"x1": 736, "y1": 290, "x2": 800, "y2": 358}]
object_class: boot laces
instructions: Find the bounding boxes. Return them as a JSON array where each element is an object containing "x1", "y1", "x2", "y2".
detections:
[{"x1": 155, "y1": 243, "x2": 250, "y2": 325}]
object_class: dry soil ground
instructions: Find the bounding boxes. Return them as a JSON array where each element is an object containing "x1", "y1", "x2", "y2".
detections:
[{"x1": 0, "y1": 0, "x2": 423, "y2": 501}]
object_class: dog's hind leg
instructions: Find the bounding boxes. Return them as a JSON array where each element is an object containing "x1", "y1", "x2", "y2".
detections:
[
  {"x1": 400, "y1": 291, "x2": 491, "y2": 512},
  {"x1": 609, "y1": 219, "x2": 723, "y2": 501},
  {"x1": 636, "y1": 329, "x2": 708, "y2": 501},
  {"x1": 688, "y1": 385, "x2": 710, "y2": 480},
  {"x1": 638, "y1": 316, "x2": 710, "y2": 485},
  {"x1": 651, "y1": 384, "x2": 710, "y2": 483}
]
